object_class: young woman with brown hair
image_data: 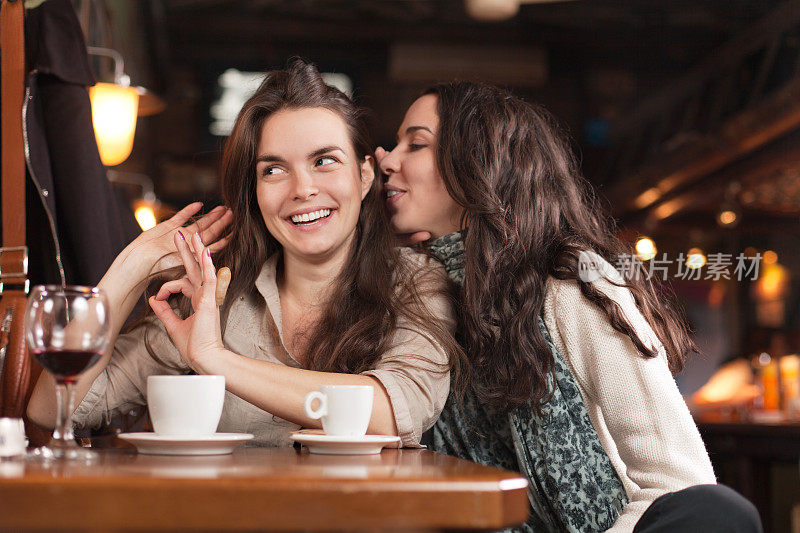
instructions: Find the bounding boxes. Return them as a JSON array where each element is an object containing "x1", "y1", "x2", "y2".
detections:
[
  {"x1": 377, "y1": 83, "x2": 761, "y2": 532},
  {"x1": 28, "y1": 60, "x2": 462, "y2": 447}
]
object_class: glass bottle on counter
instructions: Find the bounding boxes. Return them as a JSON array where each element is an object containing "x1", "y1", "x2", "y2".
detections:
[
  {"x1": 752, "y1": 351, "x2": 781, "y2": 411},
  {"x1": 780, "y1": 355, "x2": 800, "y2": 419}
]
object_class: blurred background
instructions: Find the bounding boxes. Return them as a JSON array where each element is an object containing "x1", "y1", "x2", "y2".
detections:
[{"x1": 73, "y1": 1, "x2": 800, "y2": 529}]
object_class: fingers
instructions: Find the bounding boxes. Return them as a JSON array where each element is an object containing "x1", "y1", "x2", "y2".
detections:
[
  {"x1": 193, "y1": 232, "x2": 218, "y2": 308},
  {"x1": 395, "y1": 231, "x2": 431, "y2": 247},
  {"x1": 375, "y1": 146, "x2": 387, "y2": 165},
  {"x1": 187, "y1": 205, "x2": 225, "y2": 236},
  {"x1": 198, "y1": 208, "x2": 233, "y2": 246},
  {"x1": 409, "y1": 231, "x2": 432, "y2": 245},
  {"x1": 183, "y1": 205, "x2": 225, "y2": 254},
  {"x1": 206, "y1": 235, "x2": 230, "y2": 255},
  {"x1": 149, "y1": 296, "x2": 183, "y2": 337},
  {"x1": 166, "y1": 202, "x2": 203, "y2": 229},
  {"x1": 154, "y1": 277, "x2": 195, "y2": 302},
  {"x1": 215, "y1": 267, "x2": 231, "y2": 306},
  {"x1": 174, "y1": 231, "x2": 203, "y2": 285},
  {"x1": 193, "y1": 205, "x2": 227, "y2": 231}
]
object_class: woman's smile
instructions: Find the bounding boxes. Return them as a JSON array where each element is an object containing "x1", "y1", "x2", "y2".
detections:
[
  {"x1": 255, "y1": 107, "x2": 373, "y2": 263},
  {"x1": 285, "y1": 206, "x2": 336, "y2": 231}
]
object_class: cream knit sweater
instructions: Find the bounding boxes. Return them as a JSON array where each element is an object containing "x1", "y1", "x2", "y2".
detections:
[{"x1": 541, "y1": 256, "x2": 716, "y2": 532}]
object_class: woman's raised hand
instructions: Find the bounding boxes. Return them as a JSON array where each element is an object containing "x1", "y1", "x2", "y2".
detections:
[
  {"x1": 129, "y1": 202, "x2": 233, "y2": 275},
  {"x1": 148, "y1": 231, "x2": 225, "y2": 373}
]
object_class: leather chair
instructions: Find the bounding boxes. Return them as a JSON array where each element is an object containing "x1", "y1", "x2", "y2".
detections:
[
  {"x1": 0, "y1": 297, "x2": 37, "y2": 417},
  {"x1": 0, "y1": 297, "x2": 49, "y2": 445}
]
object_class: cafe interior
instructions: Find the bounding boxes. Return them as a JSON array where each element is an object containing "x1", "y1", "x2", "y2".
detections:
[{"x1": 1, "y1": 0, "x2": 800, "y2": 531}]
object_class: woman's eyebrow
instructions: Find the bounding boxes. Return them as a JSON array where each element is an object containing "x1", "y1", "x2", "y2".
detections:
[
  {"x1": 255, "y1": 154, "x2": 285, "y2": 164},
  {"x1": 256, "y1": 146, "x2": 344, "y2": 164},
  {"x1": 308, "y1": 145, "x2": 345, "y2": 158},
  {"x1": 396, "y1": 125, "x2": 433, "y2": 143}
]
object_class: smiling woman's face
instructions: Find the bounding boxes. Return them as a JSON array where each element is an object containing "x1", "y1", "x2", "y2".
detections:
[
  {"x1": 380, "y1": 94, "x2": 463, "y2": 238},
  {"x1": 255, "y1": 107, "x2": 373, "y2": 264}
]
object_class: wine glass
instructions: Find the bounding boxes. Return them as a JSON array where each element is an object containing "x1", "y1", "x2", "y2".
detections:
[{"x1": 25, "y1": 285, "x2": 111, "y2": 460}]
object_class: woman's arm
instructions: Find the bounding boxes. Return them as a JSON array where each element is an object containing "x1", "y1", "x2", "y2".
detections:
[
  {"x1": 26, "y1": 203, "x2": 232, "y2": 428},
  {"x1": 545, "y1": 274, "x2": 715, "y2": 532},
  {"x1": 150, "y1": 236, "x2": 452, "y2": 444},
  {"x1": 70, "y1": 317, "x2": 188, "y2": 430},
  {"x1": 192, "y1": 349, "x2": 399, "y2": 437}
]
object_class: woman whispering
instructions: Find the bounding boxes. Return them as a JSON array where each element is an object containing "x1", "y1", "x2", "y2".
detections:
[{"x1": 377, "y1": 82, "x2": 761, "y2": 532}]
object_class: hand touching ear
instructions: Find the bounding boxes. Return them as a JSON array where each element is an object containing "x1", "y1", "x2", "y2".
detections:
[{"x1": 129, "y1": 202, "x2": 233, "y2": 275}]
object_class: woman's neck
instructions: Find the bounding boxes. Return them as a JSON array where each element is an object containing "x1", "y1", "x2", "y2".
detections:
[
  {"x1": 278, "y1": 244, "x2": 350, "y2": 308},
  {"x1": 277, "y1": 243, "x2": 352, "y2": 360}
]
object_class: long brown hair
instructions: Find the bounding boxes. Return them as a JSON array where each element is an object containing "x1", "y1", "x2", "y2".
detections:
[
  {"x1": 142, "y1": 59, "x2": 463, "y2": 377},
  {"x1": 425, "y1": 81, "x2": 696, "y2": 411}
]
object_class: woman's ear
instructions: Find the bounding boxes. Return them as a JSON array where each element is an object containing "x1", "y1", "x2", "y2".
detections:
[{"x1": 360, "y1": 155, "x2": 376, "y2": 200}]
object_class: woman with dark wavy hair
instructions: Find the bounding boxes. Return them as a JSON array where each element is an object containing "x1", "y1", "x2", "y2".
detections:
[
  {"x1": 29, "y1": 60, "x2": 462, "y2": 448},
  {"x1": 377, "y1": 84, "x2": 760, "y2": 532}
]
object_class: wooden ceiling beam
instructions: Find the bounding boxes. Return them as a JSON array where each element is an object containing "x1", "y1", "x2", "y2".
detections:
[
  {"x1": 608, "y1": 75, "x2": 800, "y2": 218},
  {"x1": 619, "y1": 124, "x2": 800, "y2": 227}
]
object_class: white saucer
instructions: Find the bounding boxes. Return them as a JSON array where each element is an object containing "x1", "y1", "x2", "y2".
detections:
[
  {"x1": 118, "y1": 432, "x2": 254, "y2": 456},
  {"x1": 290, "y1": 433, "x2": 401, "y2": 455}
]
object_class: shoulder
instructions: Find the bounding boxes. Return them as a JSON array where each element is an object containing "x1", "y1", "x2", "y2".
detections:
[
  {"x1": 394, "y1": 248, "x2": 456, "y2": 331},
  {"x1": 545, "y1": 252, "x2": 645, "y2": 331},
  {"x1": 396, "y1": 247, "x2": 450, "y2": 287},
  {"x1": 397, "y1": 246, "x2": 436, "y2": 268},
  {"x1": 542, "y1": 254, "x2": 666, "y2": 392}
]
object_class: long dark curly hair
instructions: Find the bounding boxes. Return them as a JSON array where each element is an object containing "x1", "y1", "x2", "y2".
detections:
[
  {"x1": 425, "y1": 81, "x2": 696, "y2": 411},
  {"x1": 141, "y1": 59, "x2": 464, "y2": 378}
]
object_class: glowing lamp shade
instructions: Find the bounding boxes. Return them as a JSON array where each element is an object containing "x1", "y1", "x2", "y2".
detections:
[
  {"x1": 134, "y1": 204, "x2": 157, "y2": 231},
  {"x1": 465, "y1": 0, "x2": 519, "y2": 20},
  {"x1": 90, "y1": 82, "x2": 139, "y2": 166}
]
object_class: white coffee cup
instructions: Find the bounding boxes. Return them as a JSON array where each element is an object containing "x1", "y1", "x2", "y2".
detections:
[
  {"x1": 0, "y1": 418, "x2": 26, "y2": 458},
  {"x1": 147, "y1": 375, "x2": 225, "y2": 437},
  {"x1": 303, "y1": 385, "x2": 373, "y2": 437}
]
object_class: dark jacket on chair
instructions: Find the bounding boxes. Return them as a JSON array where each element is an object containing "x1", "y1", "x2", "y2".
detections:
[{"x1": 3, "y1": 0, "x2": 138, "y2": 288}]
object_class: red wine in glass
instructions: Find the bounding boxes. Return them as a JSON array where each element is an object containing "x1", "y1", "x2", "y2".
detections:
[
  {"x1": 25, "y1": 285, "x2": 111, "y2": 461},
  {"x1": 32, "y1": 350, "x2": 103, "y2": 384}
]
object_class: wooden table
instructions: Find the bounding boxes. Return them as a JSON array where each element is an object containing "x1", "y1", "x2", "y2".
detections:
[{"x1": 0, "y1": 444, "x2": 529, "y2": 531}]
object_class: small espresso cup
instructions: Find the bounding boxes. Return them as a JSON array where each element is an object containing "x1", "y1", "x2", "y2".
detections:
[
  {"x1": 147, "y1": 375, "x2": 225, "y2": 437},
  {"x1": 303, "y1": 385, "x2": 373, "y2": 437}
]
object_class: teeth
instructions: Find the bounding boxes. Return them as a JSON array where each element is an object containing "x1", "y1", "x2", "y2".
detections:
[
  {"x1": 387, "y1": 190, "x2": 399, "y2": 198},
  {"x1": 291, "y1": 209, "x2": 331, "y2": 224}
]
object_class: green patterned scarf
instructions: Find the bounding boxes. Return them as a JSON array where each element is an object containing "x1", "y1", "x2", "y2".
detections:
[{"x1": 428, "y1": 231, "x2": 628, "y2": 532}]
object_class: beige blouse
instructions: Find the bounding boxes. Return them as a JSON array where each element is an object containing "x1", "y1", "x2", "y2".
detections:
[{"x1": 73, "y1": 250, "x2": 454, "y2": 447}]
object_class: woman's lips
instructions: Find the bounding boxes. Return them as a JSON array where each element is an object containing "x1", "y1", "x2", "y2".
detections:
[
  {"x1": 385, "y1": 190, "x2": 405, "y2": 207},
  {"x1": 286, "y1": 209, "x2": 336, "y2": 232}
]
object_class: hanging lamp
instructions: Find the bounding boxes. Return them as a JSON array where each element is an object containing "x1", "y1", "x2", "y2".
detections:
[{"x1": 86, "y1": 46, "x2": 164, "y2": 166}]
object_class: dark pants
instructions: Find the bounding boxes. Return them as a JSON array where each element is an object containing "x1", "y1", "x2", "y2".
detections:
[{"x1": 634, "y1": 484, "x2": 762, "y2": 533}]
